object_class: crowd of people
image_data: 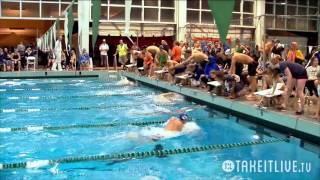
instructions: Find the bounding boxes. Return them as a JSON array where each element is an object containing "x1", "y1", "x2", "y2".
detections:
[
  {"x1": 0, "y1": 42, "x2": 36, "y2": 71},
  {"x1": 1, "y1": 37, "x2": 319, "y2": 120},
  {"x1": 123, "y1": 39, "x2": 320, "y2": 120}
]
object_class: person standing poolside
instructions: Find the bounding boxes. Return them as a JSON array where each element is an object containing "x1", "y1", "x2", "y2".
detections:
[
  {"x1": 114, "y1": 39, "x2": 128, "y2": 69},
  {"x1": 273, "y1": 60, "x2": 308, "y2": 115},
  {"x1": 155, "y1": 45, "x2": 168, "y2": 68},
  {"x1": 171, "y1": 41, "x2": 182, "y2": 63},
  {"x1": 287, "y1": 42, "x2": 305, "y2": 64},
  {"x1": 52, "y1": 35, "x2": 63, "y2": 71},
  {"x1": 306, "y1": 56, "x2": 320, "y2": 97},
  {"x1": 99, "y1": 39, "x2": 109, "y2": 69}
]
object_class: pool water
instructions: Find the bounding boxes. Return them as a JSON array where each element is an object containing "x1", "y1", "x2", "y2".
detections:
[{"x1": 0, "y1": 75, "x2": 319, "y2": 180}]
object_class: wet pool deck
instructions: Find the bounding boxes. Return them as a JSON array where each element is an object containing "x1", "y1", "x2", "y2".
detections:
[{"x1": 0, "y1": 70, "x2": 319, "y2": 144}]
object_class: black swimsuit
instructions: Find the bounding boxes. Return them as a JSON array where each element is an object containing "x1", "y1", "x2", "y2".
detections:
[{"x1": 280, "y1": 61, "x2": 307, "y2": 79}]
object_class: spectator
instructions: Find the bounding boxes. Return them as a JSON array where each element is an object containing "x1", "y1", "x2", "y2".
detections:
[
  {"x1": 0, "y1": 48, "x2": 6, "y2": 71},
  {"x1": 11, "y1": 49, "x2": 21, "y2": 71},
  {"x1": 287, "y1": 42, "x2": 304, "y2": 64},
  {"x1": 47, "y1": 49, "x2": 55, "y2": 70},
  {"x1": 114, "y1": 39, "x2": 128, "y2": 69},
  {"x1": 171, "y1": 41, "x2": 182, "y2": 63},
  {"x1": 79, "y1": 48, "x2": 91, "y2": 70},
  {"x1": 155, "y1": 45, "x2": 168, "y2": 68},
  {"x1": 99, "y1": 39, "x2": 109, "y2": 68},
  {"x1": 271, "y1": 39, "x2": 285, "y2": 57},
  {"x1": 69, "y1": 49, "x2": 77, "y2": 70},
  {"x1": 143, "y1": 49, "x2": 154, "y2": 77},
  {"x1": 161, "y1": 40, "x2": 170, "y2": 54},
  {"x1": 273, "y1": 60, "x2": 308, "y2": 115},
  {"x1": 305, "y1": 56, "x2": 320, "y2": 97}
]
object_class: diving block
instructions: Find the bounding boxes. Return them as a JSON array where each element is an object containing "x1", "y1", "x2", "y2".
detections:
[
  {"x1": 176, "y1": 74, "x2": 191, "y2": 80},
  {"x1": 207, "y1": 81, "x2": 222, "y2": 87},
  {"x1": 154, "y1": 70, "x2": 168, "y2": 74},
  {"x1": 125, "y1": 64, "x2": 136, "y2": 68},
  {"x1": 254, "y1": 89, "x2": 283, "y2": 98},
  {"x1": 254, "y1": 83, "x2": 284, "y2": 98}
]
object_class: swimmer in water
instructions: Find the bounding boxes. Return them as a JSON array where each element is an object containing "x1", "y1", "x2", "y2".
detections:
[{"x1": 164, "y1": 113, "x2": 189, "y2": 132}]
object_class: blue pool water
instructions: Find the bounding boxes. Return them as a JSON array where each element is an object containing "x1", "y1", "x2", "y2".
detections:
[{"x1": 0, "y1": 75, "x2": 319, "y2": 180}]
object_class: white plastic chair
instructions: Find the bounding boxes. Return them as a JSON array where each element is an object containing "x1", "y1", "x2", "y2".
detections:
[{"x1": 26, "y1": 56, "x2": 36, "y2": 71}]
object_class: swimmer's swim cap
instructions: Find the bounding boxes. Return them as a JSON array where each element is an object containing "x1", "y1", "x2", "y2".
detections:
[{"x1": 179, "y1": 113, "x2": 189, "y2": 121}]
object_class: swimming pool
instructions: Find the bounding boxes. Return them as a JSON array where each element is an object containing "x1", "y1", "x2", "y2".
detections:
[{"x1": 0, "y1": 75, "x2": 319, "y2": 179}]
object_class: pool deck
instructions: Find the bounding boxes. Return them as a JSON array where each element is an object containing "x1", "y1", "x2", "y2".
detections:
[{"x1": 0, "y1": 70, "x2": 319, "y2": 144}]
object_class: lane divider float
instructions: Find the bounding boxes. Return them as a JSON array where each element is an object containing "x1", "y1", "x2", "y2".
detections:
[{"x1": 0, "y1": 138, "x2": 287, "y2": 170}]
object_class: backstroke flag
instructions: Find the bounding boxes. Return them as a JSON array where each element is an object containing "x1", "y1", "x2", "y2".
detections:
[
  {"x1": 92, "y1": 0, "x2": 101, "y2": 51},
  {"x1": 68, "y1": 4, "x2": 74, "y2": 49},
  {"x1": 56, "y1": 18, "x2": 60, "y2": 39},
  {"x1": 208, "y1": 0, "x2": 235, "y2": 43},
  {"x1": 124, "y1": 0, "x2": 132, "y2": 36},
  {"x1": 64, "y1": 12, "x2": 68, "y2": 52}
]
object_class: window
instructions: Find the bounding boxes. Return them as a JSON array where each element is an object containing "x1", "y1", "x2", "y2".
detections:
[
  {"x1": 298, "y1": 7, "x2": 307, "y2": 15},
  {"x1": 265, "y1": 4, "x2": 274, "y2": 14},
  {"x1": 287, "y1": 6, "x2": 296, "y2": 15},
  {"x1": 243, "y1": 1, "x2": 254, "y2": 13},
  {"x1": 287, "y1": 18, "x2": 296, "y2": 29},
  {"x1": 275, "y1": 5, "x2": 285, "y2": 15},
  {"x1": 22, "y1": 3, "x2": 40, "y2": 17},
  {"x1": 265, "y1": 16, "x2": 274, "y2": 28},
  {"x1": 201, "y1": 11, "x2": 214, "y2": 24},
  {"x1": 1, "y1": 1, "x2": 20, "y2": 17},
  {"x1": 144, "y1": 8, "x2": 158, "y2": 21},
  {"x1": 109, "y1": 6, "x2": 125, "y2": 20},
  {"x1": 266, "y1": 0, "x2": 274, "y2": 3},
  {"x1": 243, "y1": 14, "x2": 253, "y2": 26},
  {"x1": 287, "y1": 0, "x2": 297, "y2": 5},
  {"x1": 275, "y1": 17, "x2": 285, "y2": 29},
  {"x1": 296, "y1": 19, "x2": 307, "y2": 30},
  {"x1": 187, "y1": 10, "x2": 199, "y2": 23},
  {"x1": 231, "y1": 13, "x2": 241, "y2": 25},
  {"x1": 144, "y1": 0, "x2": 158, "y2": 7},
  {"x1": 308, "y1": 19, "x2": 317, "y2": 31},
  {"x1": 161, "y1": 0, "x2": 174, "y2": 7},
  {"x1": 160, "y1": 9, "x2": 174, "y2": 22},
  {"x1": 202, "y1": 0, "x2": 209, "y2": 10},
  {"x1": 42, "y1": 3, "x2": 59, "y2": 18},
  {"x1": 61, "y1": 3, "x2": 70, "y2": 15},
  {"x1": 110, "y1": 0, "x2": 124, "y2": 5},
  {"x1": 187, "y1": 0, "x2": 199, "y2": 9},
  {"x1": 101, "y1": 5, "x2": 108, "y2": 19},
  {"x1": 132, "y1": 0, "x2": 142, "y2": 5},
  {"x1": 130, "y1": 8, "x2": 142, "y2": 21},
  {"x1": 234, "y1": 0, "x2": 241, "y2": 12},
  {"x1": 309, "y1": 8, "x2": 317, "y2": 15},
  {"x1": 309, "y1": 0, "x2": 318, "y2": 7},
  {"x1": 298, "y1": 0, "x2": 307, "y2": 5}
]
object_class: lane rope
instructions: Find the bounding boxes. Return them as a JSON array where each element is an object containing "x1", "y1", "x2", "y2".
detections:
[
  {"x1": 0, "y1": 92, "x2": 156, "y2": 101},
  {"x1": 0, "y1": 84, "x2": 134, "y2": 93},
  {"x1": 0, "y1": 120, "x2": 168, "y2": 133},
  {"x1": 0, "y1": 103, "x2": 181, "y2": 113},
  {"x1": 0, "y1": 138, "x2": 287, "y2": 170}
]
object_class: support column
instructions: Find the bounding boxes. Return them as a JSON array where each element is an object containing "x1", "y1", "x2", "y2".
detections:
[
  {"x1": 254, "y1": 0, "x2": 265, "y2": 47},
  {"x1": 78, "y1": 0, "x2": 90, "y2": 51},
  {"x1": 175, "y1": 0, "x2": 187, "y2": 41}
]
